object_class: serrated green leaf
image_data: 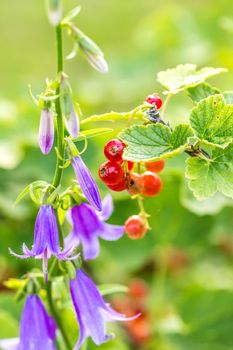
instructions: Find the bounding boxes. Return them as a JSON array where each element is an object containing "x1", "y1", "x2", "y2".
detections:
[
  {"x1": 81, "y1": 110, "x2": 144, "y2": 124},
  {"x1": 157, "y1": 64, "x2": 226, "y2": 95},
  {"x1": 187, "y1": 83, "x2": 220, "y2": 103},
  {"x1": 119, "y1": 123, "x2": 193, "y2": 162},
  {"x1": 98, "y1": 284, "x2": 128, "y2": 296},
  {"x1": 190, "y1": 95, "x2": 233, "y2": 148},
  {"x1": 185, "y1": 143, "x2": 233, "y2": 200},
  {"x1": 77, "y1": 128, "x2": 113, "y2": 140}
]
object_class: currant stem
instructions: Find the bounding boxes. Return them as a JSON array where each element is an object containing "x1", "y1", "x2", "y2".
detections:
[
  {"x1": 137, "y1": 195, "x2": 150, "y2": 229},
  {"x1": 160, "y1": 93, "x2": 172, "y2": 119},
  {"x1": 53, "y1": 24, "x2": 65, "y2": 188}
]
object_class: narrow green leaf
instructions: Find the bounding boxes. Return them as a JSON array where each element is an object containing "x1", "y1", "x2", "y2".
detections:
[
  {"x1": 185, "y1": 143, "x2": 233, "y2": 200},
  {"x1": 62, "y1": 6, "x2": 81, "y2": 23},
  {"x1": 119, "y1": 123, "x2": 193, "y2": 162},
  {"x1": 14, "y1": 180, "x2": 47, "y2": 206},
  {"x1": 187, "y1": 83, "x2": 220, "y2": 103},
  {"x1": 157, "y1": 64, "x2": 226, "y2": 95},
  {"x1": 81, "y1": 110, "x2": 144, "y2": 124},
  {"x1": 190, "y1": 95, "x2": 233, "y2": 148},
  {"x1": 98, "y1": 284, "x2": 129, "y2": 296}
]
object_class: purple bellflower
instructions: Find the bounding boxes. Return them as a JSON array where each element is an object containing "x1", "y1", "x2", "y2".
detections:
[
  {"x1": 70, "y1": 269, "x2": 140, "y2": 349},
  {"x1": 38, "y1": 109, "x2": 54, "y2": 155},
  {"x1": 0, "y1": 295, "x2": 57, "y2": 350},
  {"x1": 65, "y1": 194, "x2": 124, "y2": 260},
  {"x1": 71, "y1": 155, "x2": 102, "y2": 211},
  {"x1": 9, "y1": 205, "x2": 78, "y2": 279}
]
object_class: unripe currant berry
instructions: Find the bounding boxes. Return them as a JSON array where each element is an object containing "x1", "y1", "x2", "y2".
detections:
[
  {"x1": 126, "y1": 172, "x2": 143, "y2": 196},
  {"x1": 104, "y1": 139, "x2": 125, "y2": 162},
  {"x1": 141, "y1": 171, "x2": 163, "y2": 197},
  {"x1": 125, "y1": 215, "x2": 147, "y2": 239},
  {"x1": 146, "y1": 95, "x2": 162, "y2": 109},
  {"x1": 98, "y1": 161, "x2": 124, "y2": 185},
  {"x1": 107, "y1": 177, "x2": 126, "y2": 192},
  {"x1": 145, "y1": 159, "x2": 165, "y2": 173}
]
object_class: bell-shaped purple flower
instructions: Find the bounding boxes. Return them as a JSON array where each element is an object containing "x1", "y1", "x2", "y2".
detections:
[
  {"x1": 38, "y1": 109, "x2": 54, "y2": 155},
  {"x1": 65, "y1": 194, "x2": 124, "y2": 260},
  {"x1": 0, "y1": 295, "x2": 57, "y2": 350},
  {"x1": 70, "y1": 269, "x2": 139, "y2": 349},
  {"x1": 71, "y1": 155, "x2": 102, "y2": 211},
  {"x1": 9, "y1": 205, "x2": 78, "y2": 279}
]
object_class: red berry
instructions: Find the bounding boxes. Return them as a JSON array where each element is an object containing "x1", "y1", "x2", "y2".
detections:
[
  {"x1": 128, "y1": 279, "x2": 148, "y2": 299},
  {"x1": 127, "y1": 161, "x2": 134, "y2": 171},
  {"x1": 104, "y1": 139, "x2": 125, "y2": 162},
  {"x1": 108, "y1": 177, "x2": 126, "y2": 192},
  {"x1": 126, "y1": 172, "x2": 143, "y2": 196},
  {"x1": 125, "y1": 215, "x2": 147, "y2": 239},
  {"x1": 99, "y1": 161, "x2": 124, "y2": 185},
  {"x1": 141, "y1": 171, "x2": 163, "y2": 197},
  {"x1": 146, "y1": 95, "x2": 162, "y2": 109},
  {"x1": 145, "y1": 159, "x2": 165, "y2": 173}
]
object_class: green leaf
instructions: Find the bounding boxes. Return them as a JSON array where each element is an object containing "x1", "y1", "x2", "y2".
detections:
[
  {"x1": 14, "y1": 180, "x2": 47, "y2": 206},
  {"x1": 81, "y1": 110, "x2": 144, "y2": 124},
  {"x1": 77, "y1": 128, "x2": 113, "y2": 140},
  {"x1": 62, "y1": 5, "x2": 81, "y2": 23},
  {"x1": 190, "y1": 95, "x2": 233, "y2": 148},
  {"x1": 187, "y1": 83, "x2": 220, "y2": 103},
  {"x1": 185, "y1": 143, "x2": 233, "y2": 200},
  {"x1": 157, "y1": 64, "x2": 226, "y2": 95},
  {"x1": 119, "y1": 123, "x2": 193, "y2": 162},
  {"x1": 98, "y1": 284, "x2": 128, "y2": 296}
]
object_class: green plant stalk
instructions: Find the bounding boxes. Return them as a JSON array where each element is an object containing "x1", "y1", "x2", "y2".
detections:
[
  {"x1": 46, "y1": 281, "x2": 72, "y2": 350},
  {"x1": 48, "y1": 24, "x2": 72, "y2": 350},
  {"x1": 53, "y1": 24, "x2": 65, "y2": 188}
]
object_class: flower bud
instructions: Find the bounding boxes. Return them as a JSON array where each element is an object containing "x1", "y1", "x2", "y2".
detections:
[
  {"x1": 38, "y1": 109, "x2": 54, "y2": 155},
  {"x1": 46, "y1": 0, "x2": 62, "y2": 26},
  {"x1": 60, "y1": 76, "x2": 80, "y2": 138},
  {"x1": 74, "y1": 28, "x2": 108, "y2": 73}
]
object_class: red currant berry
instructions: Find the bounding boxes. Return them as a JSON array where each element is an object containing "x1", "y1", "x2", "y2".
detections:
[
  {"x1": 126, "y1": 172, "x2": 143, "y2": 196},
  {"x1": 104, "y1": 139, "x2": 125, "y2": 162},
  {"x1": 145, "y1": 159, "x2": 165, "y2": 173},
  {"x1": 127, "y1": 161, "x2": 134, "y2": 171},
  {"x1": 146, "y1": 95, "x2": 162, "y2": 109},
  {"x1": 98, "y1": 161, "x2": 124, "y2": 185},
  {"x1": 141, "y1": 171, "x2": 163, "y2": 197},
  {"x1": 108, "y1": 177, "x2": 126, "y2": 191},
  {"x1": 125, "y1": 215, "x2": 147, "y2": 239}
]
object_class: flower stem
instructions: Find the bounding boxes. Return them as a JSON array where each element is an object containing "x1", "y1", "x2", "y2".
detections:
[
  {"x1": 53, "y1": 24, "x2": 64, "y2": 188},
  {"x1": 46, "y1": 281, "x2": 72, "y2": 350}
]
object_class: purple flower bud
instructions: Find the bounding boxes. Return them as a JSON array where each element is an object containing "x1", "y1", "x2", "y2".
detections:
[
  {"x1": 38, "y1": 109, "x2": 54, "y2": 155},
  {"x1": 60, "y1": 76, "x2": 80, "y2": 138},
  {"x1": 70, "y1": 269, "x2": 140, "y2": 349},
  {"x1": 65, "y1": 194, "x2": 124, "y2": 260},
  {"x1": 0, "y1": 295, "x2": 57, "y2": 350},
  {"x1": 46, "y1": 0, "x2": 62, "y2": 26},
  {"x1": 9, "y1": 205, "x2": 79, "y2": 280},
  {"x1": 71, "y1": 156, "x2": 102, "y2": 211}
]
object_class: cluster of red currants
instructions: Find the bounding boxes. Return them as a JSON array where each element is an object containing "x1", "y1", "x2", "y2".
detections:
[{"x1": 98, "y1": 94, "x2": 165, "y2": 240}]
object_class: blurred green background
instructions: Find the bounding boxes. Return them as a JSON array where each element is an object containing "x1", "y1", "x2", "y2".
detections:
[{"x1": 0, "y1": 0, "x2": 233, "y2": 349}]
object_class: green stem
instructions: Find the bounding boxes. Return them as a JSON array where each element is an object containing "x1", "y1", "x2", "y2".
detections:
[
  {"x1": 160, "y1": 93, "x2": 172, "y2": 119},
  {"x1": 46, "y1": 281, "x2": 72, "y2": 350},
  {"x1": 53, "y1": 24, "x2": 64, "y2": 188}
]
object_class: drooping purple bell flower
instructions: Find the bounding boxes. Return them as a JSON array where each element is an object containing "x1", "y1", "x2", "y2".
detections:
[
  {"x1": 71, "y1": 155, "x2": 102, "y2": 211},
  {"x1": 65, "y1": 194, "x2": 124, "y2": 260},
  {"x1": 9, "y1": 205, "x2": 79, "y2": 280},
  {"x1": 70, "y1": 269, "x2": 140, "y2": 349},
  {"x1": 38, "y1": 109, "x2": 54, "y2": 155},
  {"x1": 0, "y1": 295, "x2": 57, "y2": 350}
]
